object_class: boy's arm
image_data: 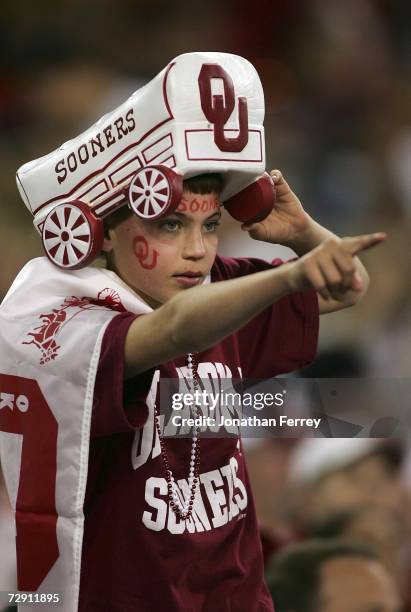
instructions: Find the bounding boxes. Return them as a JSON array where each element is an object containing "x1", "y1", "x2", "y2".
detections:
[
  {"x1": 124, "y1": 265, "x2": 289, "y2": 377},
  {"x1": 124, "y1": 232, "x2": 383, "y2": 377},
  {"x1": 241, "y1": 170, "x2": 385, "y2": 315}
]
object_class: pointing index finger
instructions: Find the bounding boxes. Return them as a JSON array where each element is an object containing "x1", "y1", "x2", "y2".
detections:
[{"x1": 343, "y1": 232, "x2": 387, "y2": 255}]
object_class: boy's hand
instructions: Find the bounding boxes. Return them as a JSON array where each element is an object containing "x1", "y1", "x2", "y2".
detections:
[
  {"x1": 241, "y1": 169, "x2": 311, "y2": 247},
  {"x1": 285, "y1": 233, "x2": 386, "y2": 302}
]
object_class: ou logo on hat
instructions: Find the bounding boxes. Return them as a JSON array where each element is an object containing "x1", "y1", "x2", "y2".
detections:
[
  {"x1": 128, "y1": 63, "x2": 252, "y2": 223},
  {"x1": 198, "y1": 63, "x2": 249, "y2": 153}
]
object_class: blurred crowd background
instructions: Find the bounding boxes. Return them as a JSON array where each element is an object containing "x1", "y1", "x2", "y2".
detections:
[{"x1": 1, "y1": 1, "x2": 410, "y2": 610}]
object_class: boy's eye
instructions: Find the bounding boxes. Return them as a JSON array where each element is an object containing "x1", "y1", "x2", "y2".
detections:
[
  {"x1": 159, "y1": 219, "x2": 220, "y2": 233},
  {"x1": 160, "y1": 220, "x2": 180, "y2": 232},
  {"x1": 204, "y1": 221, "x2": 221, "y2": 232}
]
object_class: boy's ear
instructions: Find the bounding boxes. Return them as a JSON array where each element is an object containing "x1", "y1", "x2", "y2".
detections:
[
  {"x1": 102, "y1": 236, "x2": 113, "y2": 253},
  {"x1": 101, "y1": 206, "x2": 133, "y2": 253}
]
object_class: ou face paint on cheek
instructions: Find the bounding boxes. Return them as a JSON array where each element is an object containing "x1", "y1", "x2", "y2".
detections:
[
  {"x1": 176, "y1": 194, "x2": 220, "y2": 213},
  {"x1": 132, "y1": 235, "x2": 159, "y2": 270}
]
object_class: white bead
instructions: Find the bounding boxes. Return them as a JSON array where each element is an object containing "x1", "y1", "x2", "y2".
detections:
[{"x1": 159, "y1": 356, "x2": 201, "y2": 506}]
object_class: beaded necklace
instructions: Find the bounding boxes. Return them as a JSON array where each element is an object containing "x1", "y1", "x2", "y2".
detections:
[{"x1": 154, "y1": 352, "x2": 201, "y2": 520}]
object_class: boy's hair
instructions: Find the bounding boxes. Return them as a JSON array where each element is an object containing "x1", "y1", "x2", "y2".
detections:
[
  {"x1": 104, "y1": 172, "x2": 224, "y2": 234},
  {"x1": 182, "y1": 173, "x2": 224, "y2": 195}
]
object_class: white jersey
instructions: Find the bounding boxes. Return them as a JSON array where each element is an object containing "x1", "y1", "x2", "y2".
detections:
[{"x1": 0, "y1": 258, "x2": 153, "y2": 611}]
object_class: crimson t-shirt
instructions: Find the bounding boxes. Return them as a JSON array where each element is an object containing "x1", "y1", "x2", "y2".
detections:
[{"x1": 78, "y1": 255, "x2": 319, "y2": 612}]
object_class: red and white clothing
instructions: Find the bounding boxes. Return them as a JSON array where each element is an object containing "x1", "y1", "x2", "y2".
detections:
[
  {"x1": 0, "y1": 255, "x2": 318, "y2": 611},
  {"x1": 79, "y1": 255, "x2": 319, "y2": 612}
]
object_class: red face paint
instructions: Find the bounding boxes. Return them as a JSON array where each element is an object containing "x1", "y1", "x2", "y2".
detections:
[
  {"x1": 132, "y1": 235, "x2": 159, "y2": 269},
  {"x1": 176, "y1": 194, "x2": 220, "y2": 213}
]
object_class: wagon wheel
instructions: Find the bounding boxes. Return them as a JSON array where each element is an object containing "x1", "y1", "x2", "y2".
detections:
[
  {"x1": 42, "y1": 201, "x2": 103, "y2": 269},
  {"x1": 128, "y1": 166, "x2": 181, "y2": 220}
]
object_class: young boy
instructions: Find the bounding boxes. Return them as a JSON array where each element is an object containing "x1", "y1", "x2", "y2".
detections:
[{"x1": 0, "y1": 52, "x2": 384, "y2": 612}]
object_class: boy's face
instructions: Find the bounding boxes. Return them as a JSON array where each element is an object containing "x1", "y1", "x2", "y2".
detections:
[{"x1": 103, "y1": 191, "x2": 221, "y2": 308}]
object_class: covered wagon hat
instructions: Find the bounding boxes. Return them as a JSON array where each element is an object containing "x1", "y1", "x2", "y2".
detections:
[{"x1": 16, "y1": 52, "x2": 274, "y2": 270}]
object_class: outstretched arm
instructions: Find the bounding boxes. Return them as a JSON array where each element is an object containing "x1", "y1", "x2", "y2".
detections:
[{"x1": 124, "y1": 232, "x2": 384, "y2": 377}]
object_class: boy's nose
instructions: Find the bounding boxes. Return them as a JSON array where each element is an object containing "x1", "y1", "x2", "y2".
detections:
[{"x1": 182, "y1": 230, "x2": 206, "y2": 260}]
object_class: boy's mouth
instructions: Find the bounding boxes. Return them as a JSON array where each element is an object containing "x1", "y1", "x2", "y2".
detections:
[
  {"x1": 172, "y1": 271, "x2": 203, "y2": 287},
  {"x1": 173, "y1": 271, "x2": 203, "y2": 278}
]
